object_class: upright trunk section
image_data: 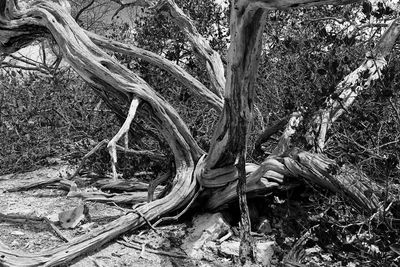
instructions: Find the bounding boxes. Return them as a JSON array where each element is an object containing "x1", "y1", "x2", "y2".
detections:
[{"x1": 202, "y1": 1, "x2": 267, "y2": 262}]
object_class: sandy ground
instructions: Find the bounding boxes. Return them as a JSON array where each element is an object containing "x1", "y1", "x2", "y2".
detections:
[{"x1": 0, "y1": 164, "x2": 242, "y2": 267}]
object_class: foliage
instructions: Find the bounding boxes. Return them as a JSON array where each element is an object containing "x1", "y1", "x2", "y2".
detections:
[{"x1": 0, "y1": 68, "x2": 118, "y2": 175}]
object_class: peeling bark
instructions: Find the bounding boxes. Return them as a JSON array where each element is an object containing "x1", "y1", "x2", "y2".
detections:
[{"x1": 203, "y1": 2, "x2": 267, "y2": 190}]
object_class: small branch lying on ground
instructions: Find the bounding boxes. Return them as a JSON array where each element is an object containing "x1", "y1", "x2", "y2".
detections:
[{"x1": 0, "y1": 212, "x2": 70, "y2": 242}]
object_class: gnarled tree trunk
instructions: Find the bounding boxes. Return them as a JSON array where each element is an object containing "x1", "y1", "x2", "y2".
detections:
[{"x1": 0, "y1": 0, "x2": 397, "y2": 266}]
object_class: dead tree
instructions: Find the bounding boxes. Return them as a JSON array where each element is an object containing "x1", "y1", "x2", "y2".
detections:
[{"x1": 0, "y1": 0, "x2": 398, "y2": 266}]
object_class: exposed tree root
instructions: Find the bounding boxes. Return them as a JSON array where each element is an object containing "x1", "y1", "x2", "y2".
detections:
[
  {"x1": 206, "y1": 152, "x2": 381, "y2": 213},
  {"x1": 6, "y1": 174, "x2": 165, "y2": 202}
]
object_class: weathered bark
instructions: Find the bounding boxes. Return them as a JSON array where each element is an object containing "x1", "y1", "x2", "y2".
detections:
[
  {"x1": 205, "y1": 151, "x2": 380, "y2": 213},
  {"x1": 201, "y1": 3, "x2": 267, "y2": 190},
  {"x1": 200, "y1": 1, "x2": 268, "y2": 261},
  {"x1": 0, "y1": 167, "x2": 196, "y2": 267},
  {"x1": 306, "y1": 17, "x2": 400, "y2": 152},
  {"x1": 1, "y1": 1, "x2": 203, "y2": 162}
]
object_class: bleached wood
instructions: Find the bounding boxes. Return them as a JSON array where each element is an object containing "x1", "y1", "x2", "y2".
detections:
[{"x1": 107, "y1": 98, "x2": 140, "y2": 180}]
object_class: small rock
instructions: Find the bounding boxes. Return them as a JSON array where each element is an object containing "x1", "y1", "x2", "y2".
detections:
[
  {"x1": 11, "y1": 230, "x2": 25, "y2": 236},
  {"x1": 182, "y1": 212, "x2": 230, "y2": 259},
  {"x1": 78, "y1": 222, "x2": 97, "y2": 233},
  {"x1": 46, "y1": 213, "x2": 59, "y2": 223},
  {"x1": 257, "y1": 241, "x2": 275, "y2": 266},
  {"x1": 10, "y1": 240, "x2": 20, "y2": 247},
  {"x1": 220, "y1": 241, "x2": 275, "y2": 266}
]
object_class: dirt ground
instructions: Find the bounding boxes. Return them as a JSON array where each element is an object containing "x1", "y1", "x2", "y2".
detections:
[{"x1": 0, "y1": 163, "x2": 274, "y2": 267}]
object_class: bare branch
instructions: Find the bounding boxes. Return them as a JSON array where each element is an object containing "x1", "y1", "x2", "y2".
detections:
[
  {"x1": 87, "y1": 31, "x2": 223, "y2": 110},
  {"x1": 155, "y1": 0, "x2": 226, "y2": 98},
  {"x1": 108, "y1": 98, "x2": 140, "y2": 180}
]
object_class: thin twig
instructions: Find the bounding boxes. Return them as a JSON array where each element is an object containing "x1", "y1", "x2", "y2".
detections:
[
  {"x1": 129, "y1": 209, "x2": 158, "y2": 233},
  {"x1": 43, "y1": 217, "x2": 70, "y2": 242},
  {"x1": 68, "y1": 139, "x2": 109, "y2": 179},
  {"x1": 111, "y1": 203, "x2": 157, "y2": 232}
]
